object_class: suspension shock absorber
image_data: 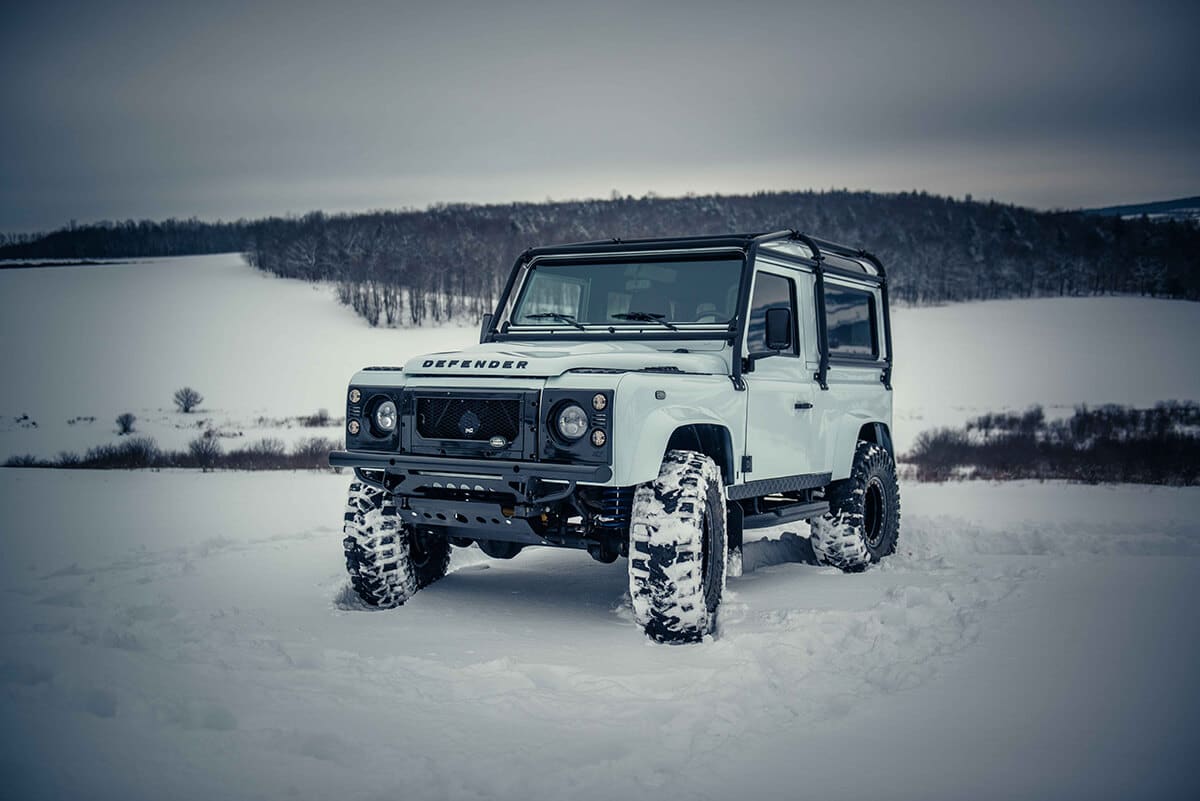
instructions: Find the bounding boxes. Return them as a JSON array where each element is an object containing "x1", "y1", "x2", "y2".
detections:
[{"x1": 595, "y1": 486, "x2": 635, "y2": 531}]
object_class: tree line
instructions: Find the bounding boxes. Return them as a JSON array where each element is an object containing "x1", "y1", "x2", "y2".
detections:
[
  {"x1": 903, "y1": 402, "x2": 1200, "y2": 485},
  {"x1": 0, "y1": 217, "x2": 252, "y2": 260},
  {"x1": 4, "y1": 190, "x2": 1198, "y2": 325}
]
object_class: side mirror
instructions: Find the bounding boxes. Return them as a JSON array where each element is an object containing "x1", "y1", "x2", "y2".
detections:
[
  {"x1": 478, "y1": 312, "x2": 494, "y2": 344},
  {"x1": 765, "y1": 307, "x2": 792, "y2": 351}
]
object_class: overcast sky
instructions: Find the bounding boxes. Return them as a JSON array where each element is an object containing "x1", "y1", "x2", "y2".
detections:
[{"x1": 2, "y1": 0, "x2": 1197, "y2": 232}]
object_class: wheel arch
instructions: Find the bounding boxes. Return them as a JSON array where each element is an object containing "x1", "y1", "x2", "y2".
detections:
[
  {"x1": 829, "y1": 418, "x2": 894, "y2": 481},
  {"x1": 665, "y1": 423, "x2": 736, "y2": 484},
  {"x1": 857, "y1": 421, "x2": 894, "y2": 458}
]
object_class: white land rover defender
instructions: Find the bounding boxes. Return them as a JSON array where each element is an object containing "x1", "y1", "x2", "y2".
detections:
[{"x1": 329, "y1": 231, "x2": 900, "y2": 643}]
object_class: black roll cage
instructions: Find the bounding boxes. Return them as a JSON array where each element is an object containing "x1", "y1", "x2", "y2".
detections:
[{"x1": 482, "y1": 231, "x2": 894, "y2": 392}]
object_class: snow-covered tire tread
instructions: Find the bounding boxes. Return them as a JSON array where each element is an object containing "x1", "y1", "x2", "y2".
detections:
[
  {"x1": 629, "y1": 450, "x2": 727, "y2": 644},
  {"x1": 810, "y1": 441, "x2": 901, "y2": 573},
  {"x1": 342, "y1": 481, "x2": 450, "y2": 608}
]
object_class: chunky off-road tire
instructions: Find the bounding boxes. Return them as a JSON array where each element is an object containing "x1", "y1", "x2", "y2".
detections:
[
  {"x1": 343, "y1": 481, "x2": 451, "y2": 607},
  {"x1": 629, "y1": 450, "x2": 727, "y2": 644},
  {"x1": 810, "y1": 441, "x2": 901, "y2": 572}
]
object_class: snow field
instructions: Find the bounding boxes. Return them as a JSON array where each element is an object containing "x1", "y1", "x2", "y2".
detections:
[
  {"x1": 0, "y1": 254, "x2": 478, "y2": 458},
  {"x1": 1, "y1": 471, "x2": 1196, "y2": 800},
  {"x1": 4, "y1": 255, "x2": 1200, "y2": 458},
  {"x1": 890, "y1": 295, "x2": 1200, "y2": 450}
]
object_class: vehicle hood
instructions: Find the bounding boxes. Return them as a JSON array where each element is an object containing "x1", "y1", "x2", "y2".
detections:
[{"x1": 403, "y1": 341, "x2": 729, "y2": 378}]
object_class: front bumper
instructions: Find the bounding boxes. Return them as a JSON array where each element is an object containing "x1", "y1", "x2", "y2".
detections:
[
  {"x1": 328, "y1": 450, "x2": 611, "y2": 497},
  {"x1": 328, "y1": 450, "x2": 614, "y2": 546}
]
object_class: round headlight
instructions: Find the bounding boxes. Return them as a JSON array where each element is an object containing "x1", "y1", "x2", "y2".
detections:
[
  {"x1": 592, "y1": 393, "x2": 607, "y2": 411},
  {"x1": 555, "y1": 403, "x2": 589, "y2": 440},
  {"x1": 374, "y1": 400, "x2": 398, "y2": 433}
]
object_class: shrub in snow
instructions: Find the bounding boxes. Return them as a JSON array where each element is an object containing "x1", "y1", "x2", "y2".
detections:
[
  {"x1": 83, "y1": 437, "x2": 160, "y2": 469},
  {"x1": 173, "y1": 387, "x2": 204, "y2": 413},
  {"x1": 226, "y1": 438, "x2": 286, "y2": 470},
  {"x1": 3, "y1": 436, "x2": 339, "y2": 473},
  {"x1": 188, "y1": 435, "x2": 223, "y2": 472},
  {"x1": 291, "y1": 437, "x2": 336, "y2": 469},
  {"x1": 301, "y1": 409, "x2": 331, "y2": 427},
  {"x1": 116, "y1": 412, "x2": 136, "y2": 435}
]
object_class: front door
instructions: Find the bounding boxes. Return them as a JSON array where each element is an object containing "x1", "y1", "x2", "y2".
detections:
[{"x1": 743, "y1": 268, "x2": 816, "y2": 481}]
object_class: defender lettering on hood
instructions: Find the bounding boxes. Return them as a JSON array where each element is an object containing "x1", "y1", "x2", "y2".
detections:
[
  {"x1": 406, "y1": 342, "x2": 730, "y2": 377},
  {"x1": 422, "y1": 358, "x2": 529, "y2": 370}
]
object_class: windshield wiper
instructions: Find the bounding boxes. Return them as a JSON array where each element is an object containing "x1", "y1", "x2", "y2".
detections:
[
  {"x1": 524, "y1": 312, "x2": 585, "y2": 330},
  {"x1": 612, "y1": 311, "x2": 679, "y2": 331}
]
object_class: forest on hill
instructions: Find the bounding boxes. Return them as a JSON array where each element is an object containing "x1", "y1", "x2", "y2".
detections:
[
  {"x1": 0, "y1": 217, "x2": 250, "y2": 260},
  {"x1": 4, "y1": 190, "x2": 1197, "y2": 326}
]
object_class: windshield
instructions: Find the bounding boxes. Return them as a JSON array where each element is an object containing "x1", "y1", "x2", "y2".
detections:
[{"x1": 510, "y1": 257, "x2": 743, "y2": 328}]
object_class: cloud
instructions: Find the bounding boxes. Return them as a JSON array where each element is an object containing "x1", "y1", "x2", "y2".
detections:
[{"x1": 2, "y1": 0, "x2": 1198, "y2": 230}]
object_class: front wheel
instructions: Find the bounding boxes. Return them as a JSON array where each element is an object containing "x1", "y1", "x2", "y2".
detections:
[
  {"x1": 628, "y1": 450, "x2": 727, "y2": 644},
  {"x1": 342, "y1": 482, "x2": 451, "y2": 608},
  {"x1": 810, "y1": 441, "x2": 901, "y2": 572}
]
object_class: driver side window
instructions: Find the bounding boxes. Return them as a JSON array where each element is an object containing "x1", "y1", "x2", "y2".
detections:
[
  {"x1": 516, "y1": 275, "x2": 585, "y2": 322},
  {"x1": 746, "y1": 272, "x2": 797, "y2": 356}
]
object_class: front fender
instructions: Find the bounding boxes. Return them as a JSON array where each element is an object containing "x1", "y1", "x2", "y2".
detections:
[{"x1": 610, "y1": 373, "x2": 745, "y2": 487}]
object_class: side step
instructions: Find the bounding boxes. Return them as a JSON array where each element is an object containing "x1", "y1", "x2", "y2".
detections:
[{"x1": 741, "y1": 500, "x2": 829, "y2": 530}]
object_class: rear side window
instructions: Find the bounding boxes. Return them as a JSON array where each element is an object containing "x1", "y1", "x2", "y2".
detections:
[{"x1": 824, "y1": 285, "x2": 877, "y2": 358}]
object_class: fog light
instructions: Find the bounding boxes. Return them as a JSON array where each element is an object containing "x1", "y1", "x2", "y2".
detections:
[
  {"x1": 592, "y1": 393, "x2": 607, "y2": 411},
  {"x1": 349, "y1": 388, "x2": 361, "y2": 404},
  {"x1": 348, "y1": 419, "x2": 361, "y2": 435},
  {"x1": 591, "y1": 429, "x2": 606, "y2": 447}
]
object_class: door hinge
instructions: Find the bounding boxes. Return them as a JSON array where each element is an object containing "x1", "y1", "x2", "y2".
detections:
[{"x1": 741, "y1": 455, "x2": 753, "y2": 474}]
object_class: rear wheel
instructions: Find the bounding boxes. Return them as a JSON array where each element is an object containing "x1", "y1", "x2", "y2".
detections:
[
  {"x1": 628, "y1": 450, "x2": 727, "y2": 644},
  {"x1": 810, "y1": 441, "x2": 901, "y2": 572},
  {"x1": 342, "y1": 481, "x2": 451, "y2": 607}
]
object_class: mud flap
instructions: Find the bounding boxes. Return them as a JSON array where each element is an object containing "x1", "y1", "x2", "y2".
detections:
[{"x1": 726, "y1": 500, "x2": 744, "y2": 577}]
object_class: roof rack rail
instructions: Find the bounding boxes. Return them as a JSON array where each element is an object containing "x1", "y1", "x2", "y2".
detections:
[{"x1": 524, "y1": 232, "x2": 774, "y2": 258}]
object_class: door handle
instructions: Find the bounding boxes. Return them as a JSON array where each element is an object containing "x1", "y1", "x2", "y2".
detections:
[{"x1": 794, "y1": 402, "x2": 813, "y2": 410}]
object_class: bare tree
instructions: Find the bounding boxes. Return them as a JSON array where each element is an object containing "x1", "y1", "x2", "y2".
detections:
[
  {"x1": 173, "y1": 387, "x2": 204, "y2": 413},
  {"x1": 116, "y1": 412, "x2": 136, "y2": 435},
  {"x1": 188, "y1": 434, "x2": 222, "y2": 471}
]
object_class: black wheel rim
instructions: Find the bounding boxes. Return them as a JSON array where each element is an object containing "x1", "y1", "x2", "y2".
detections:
[
  {"x1": 410, "y1": 528, "x2": 433, "y2": 569},
  {"x1": 863, "y1": 477, "x2": 885, "y2": 549}
]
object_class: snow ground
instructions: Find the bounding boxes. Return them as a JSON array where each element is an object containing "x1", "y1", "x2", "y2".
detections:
[
  {"x1": 3, "y1": 254, "x2": 1200, "y2": 458},
  {"x1": 1, "y1": 471, "x2": 1196, "y2": 800}
]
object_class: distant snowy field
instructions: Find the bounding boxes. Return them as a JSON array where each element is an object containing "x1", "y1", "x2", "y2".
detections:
[
  {"x1": 2, "y1": 255, "x2": 1199, "y2": 799},
  {"x1": 0, "y1": 254, "x2": 466, "y2": 458},
  {"x1": 2, "y1": 253, "x2": 1200, "y2": 458},
  {"x1": 891, "y1": 295, "x2": 1200, "y2": 447}
]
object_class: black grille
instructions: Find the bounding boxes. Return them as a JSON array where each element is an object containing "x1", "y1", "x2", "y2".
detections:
[{"x1": 416, "y1": 397, "x2": 521, "y2": 442}]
